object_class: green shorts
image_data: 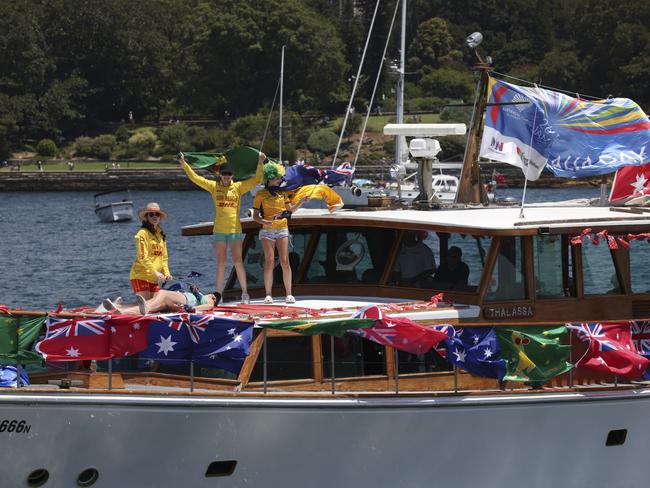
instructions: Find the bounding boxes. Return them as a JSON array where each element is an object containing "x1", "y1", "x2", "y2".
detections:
[{"x1": 212, "y1": 232, "x2": 245, "y2": 243}]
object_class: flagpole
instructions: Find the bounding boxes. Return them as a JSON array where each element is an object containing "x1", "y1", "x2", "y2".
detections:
[
  {"x1": 279, "y1": 45, "x2": 285, "y2": 163},
  {"x1": 190, "y1": 361, "x2": 195, "y2": 393},
  {"x1": 108, "y1": 359, "x2": 112, "y2": 391},
  {"x1": 453, "y1": 365, "x2": 458, "y2": 393},
  {"x1": 330, "y1": 336, "x2": 336, "y2": 394},
  {"x1": 394, "y1": 349, "x2": 399, "y2": 394}
]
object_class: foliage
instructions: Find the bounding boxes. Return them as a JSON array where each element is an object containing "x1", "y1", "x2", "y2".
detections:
[
  {"x1": 36, "y1": 138, "x2": 57, "y2": 157},
  {"x1": 128, "y1": 129, "x2": 157, "y2": 157},
  {"x1": 91, "y1": 135, "x2": 117, "y2": 160},
  {"x1": 307, "y1": 129, "x2": 339, "y2": 154},
  {"x1": 420, "y1": 68, "x2": 474, "y2": 100},
  {"x1": 114, "y1": 125, "x2": 130, "y2": 143},
  {"x1": 408, "y1": 17, "x2": 454, "y2": 75},
  {"x1": 159, "y1": 124, "x2": 190, "y2": 153},
  {"x1": 74, "y1": 137, "x2": 94, "y2": 157}
]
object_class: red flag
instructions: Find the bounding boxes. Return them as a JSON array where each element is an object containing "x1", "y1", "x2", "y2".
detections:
[
  {"x1": 35, "y1": 315, "x2": 151, "y2": 361},
  {"x1": 609, "y1": 162, "x2": 650, "y2": 202},
  {"x1": 351, "y1": 305, "x2": 448, "y2": 355},
  {"x1": 567, "y1": 322, "x2": 649, "y2": 379}
]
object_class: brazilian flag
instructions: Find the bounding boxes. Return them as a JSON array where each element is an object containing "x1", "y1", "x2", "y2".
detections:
[
  {"x1": 263, "y1": 318, "x2": 375, "y2": 337},
  {"x1": 497, "y1": 326, "x2": 573, "y2": 383},
  {"x1": 182, "y1": 146, "x2": 264, "y2": 181},
  {"x1": 0, "y1": 314, "x2": 46, "y2": 364}
]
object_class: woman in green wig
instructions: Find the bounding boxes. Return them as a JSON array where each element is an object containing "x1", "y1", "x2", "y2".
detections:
[{"x1": 252, "y1": 162, "x2": 309, "y2": 304}]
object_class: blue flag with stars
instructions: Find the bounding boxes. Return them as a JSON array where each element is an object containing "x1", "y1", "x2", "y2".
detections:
[
  {"x1": 438, "y1": 327, "x2": 506, "y2": 380},
  {"x1": 141, "y1": 313, "x2": 254, "y2": 374}
]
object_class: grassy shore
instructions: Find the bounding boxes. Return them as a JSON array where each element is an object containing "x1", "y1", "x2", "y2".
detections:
[{"x1": 1, "y1": 161, "x2": 176, "y2": 172}]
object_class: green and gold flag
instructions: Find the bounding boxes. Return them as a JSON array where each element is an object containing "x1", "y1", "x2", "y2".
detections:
[
  {"x1": 263, "y1": 318, "x2": 375, "y2": 337},
  {"x1": 182, "y1": 146, "x2": 263, "y2": 180},
  {"x1": 497, "y1": 326, "x2": 573, "y2": 382},
  {"x1": 0, "y1": 314, "x2": 46, "y2": 364}
]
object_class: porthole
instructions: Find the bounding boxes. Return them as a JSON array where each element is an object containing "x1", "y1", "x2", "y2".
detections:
[
  {"x1": 27, "y1": 468, "x2": 49, "y2": 487},
  {"x1": 205, "y1": 460, "x2": 237, "y2": 477},
  {"x1": 77, "y1": 467, "x2": 99, "y2": 487}
]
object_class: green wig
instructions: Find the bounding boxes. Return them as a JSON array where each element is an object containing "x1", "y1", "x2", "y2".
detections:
[{"x1": 263, "y1": 162, "x2": 285, "y2": 182}]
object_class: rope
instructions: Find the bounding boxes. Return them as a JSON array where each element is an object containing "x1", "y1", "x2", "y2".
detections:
[
  {"x1": 351, "y1": 0, "x2": 400, "y2": 170},
  {"x1": 492, "y1": 71, "x2": 603, "y2": 100},
  {"x1": 331, "y1": 0, "x2": 381, "y2": 169},
  {"x1": 259, "y1": 75, "x2": 282, "y2": 154}
]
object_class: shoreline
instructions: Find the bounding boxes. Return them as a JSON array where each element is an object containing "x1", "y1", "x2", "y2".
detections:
[{"x1": 0, "y1": 167, "x2": 605, "y2": 191}]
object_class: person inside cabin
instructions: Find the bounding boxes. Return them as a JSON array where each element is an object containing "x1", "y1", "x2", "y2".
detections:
[
  {"x1": 179, "y1": 151, "x2": 265, "y2": 304},
  {"x1": 393, "y1": 231, "x2": 436, "y2": 287},
  {"x1": 129, "y1": 202, "x2": 173, "y2": 300},
  {"x1": 431, "y1": 245, "x2": 469, "y2": 289},
  {"x1": 104, "y1": 289, "x2": 220, "y2": 315},
  {"x1": 253, "y1": 162, "x2": 309, "y2": 304}
]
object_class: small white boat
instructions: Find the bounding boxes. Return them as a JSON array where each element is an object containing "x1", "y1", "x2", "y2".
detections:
[{"x1": 94, "y1": 190, "x2": 134, "y2": 222}]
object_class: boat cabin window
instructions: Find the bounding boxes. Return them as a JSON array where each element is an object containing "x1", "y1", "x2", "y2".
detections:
[
  {"x1": 486, "y1": 237, "x2": 527, "y2": 301},
  {"x1": 397, "y1": 349, "x2": 452, "y2": 374},
  {"x1": 304, "y1": 227, "x2": 397, "y2": 284},
  {"x1": 231, "y1": 229, "x2": 311, "y2": 290},
  {"x1": 630, "y1": 240, "x2": 650, "y2": 294},
  {"x1": 534, "y1": 235, "x2": 575, "y2": 298},
  {"x1": 250, "y1": 335, "x2": 313, "y2": 381},
  {"x1": 322, "y1": 335, "x2": 386, "y2": 378},
  {"x1": 581, "y1": 240, "x2": 621, "y2": 295},
  {"x1": 391, "y1": 232, "x2": 489, "y2": 292}
]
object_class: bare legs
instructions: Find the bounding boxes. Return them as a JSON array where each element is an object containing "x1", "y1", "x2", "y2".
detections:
[
  {"x1": 229, "y1": 239, "x2": 247, "y2": 296},
  {"x1": 116, "y1": 290, "x2": 187, "y2": 315},
  {"x1": 214, "y1": 241, "x2": 228, "y2": 293},
  {"x1": 261, "y1": 236, "x2": 291, "y2": 296}
]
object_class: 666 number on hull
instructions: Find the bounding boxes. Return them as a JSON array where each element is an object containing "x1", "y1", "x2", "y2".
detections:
[{"x1": 0, "y1": 419, "x2": 31, "y2": 434}]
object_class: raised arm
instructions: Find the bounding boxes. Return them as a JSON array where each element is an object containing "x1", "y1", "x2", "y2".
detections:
[
  {"x1": 237, "y1": 151, "x2": 266, "y2": 194},
  {"x1": 179, "y1": 156, "x2": 216, "y2": 192}
]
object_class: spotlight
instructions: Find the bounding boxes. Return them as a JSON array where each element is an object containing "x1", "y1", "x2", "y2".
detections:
[{"x1": 466, "y1": 32, "x2": 483, "y2": 49}]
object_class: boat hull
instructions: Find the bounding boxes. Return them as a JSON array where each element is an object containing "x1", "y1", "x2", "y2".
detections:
[
  {"x1": 1, "y1": 389, "x2": 647, "y2": 487},
  {"x1": 94, "y1": 202, "x2": 134, "y2": 222}
]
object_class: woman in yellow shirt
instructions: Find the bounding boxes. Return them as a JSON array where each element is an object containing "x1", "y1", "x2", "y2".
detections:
[
  {"x1": 252, "y1": 163, "x2": 308, "y2": 304},
  {"x1": 180, "y1": 152, "x2": 265, "y2": 303},
  {"x1": 129, "y1": 202, "x2": 172, "y2": 299}
]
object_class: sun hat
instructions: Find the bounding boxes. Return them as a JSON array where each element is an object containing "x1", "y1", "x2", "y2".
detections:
[{"x1": 138, "y1": 202, "x2": 168, "y2": 221}]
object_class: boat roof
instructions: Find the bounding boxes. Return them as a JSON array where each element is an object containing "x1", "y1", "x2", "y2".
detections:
[{"x1": 183, "y1": 205, "x2": 650, "y2": 235}]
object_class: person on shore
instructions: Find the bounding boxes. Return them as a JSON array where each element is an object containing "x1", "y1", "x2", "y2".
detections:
[
  {"x1": 179, "y1": 151, "x2": 265, "y2": 303},
  {"x1": 252, "y1": 162, "x2": 309, "y2": 304},
  {"x1": 103, "y1": 289, "x2": 220, "y2": 315},
  {"x1": 129, "y1": 202, "x2": 173, "y2": 300}
]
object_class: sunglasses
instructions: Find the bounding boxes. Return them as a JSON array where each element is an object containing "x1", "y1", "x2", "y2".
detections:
[
  {"x1": 220, "y1": 171, "x2": 233, "y2": 176},
  {"x1": 147, "y1": 212, "x2": 161, "y2": 218}
]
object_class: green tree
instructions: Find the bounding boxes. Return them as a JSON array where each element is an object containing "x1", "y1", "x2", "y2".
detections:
[
  {"x1": 307, "y1": 129, "x2": 338, "y2": 154},
  {"x1": 408, "y1": 17, "x2": 454, "y2": 75},
  {"x1": 36, "y1": 139, "x2": 57, "y2": 157}
]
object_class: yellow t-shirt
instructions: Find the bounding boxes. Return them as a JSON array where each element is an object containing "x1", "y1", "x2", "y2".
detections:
[
  {"x1": 253, "y1": 189, "x2": 290, "y2": 230},
  {"x1": 129, "y1": 228, "x2": 170, "y2": 283},
  {"x1": 182, "y1": 161, "x2": 263, "y2": 234},
  {"x1": 289, "y1": 184, "x2": 343, "y2": 211}
]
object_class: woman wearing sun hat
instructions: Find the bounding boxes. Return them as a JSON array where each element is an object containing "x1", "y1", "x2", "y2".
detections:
[
  {"x1": 252, "y1": 162, "x2": 309, "y2": 304},
  {"x1": 179, "y1": 150, "x2": 265, "y2": 303},
  {"x1": 129, "y1": 202, "x2": 172, "y2": 299}
]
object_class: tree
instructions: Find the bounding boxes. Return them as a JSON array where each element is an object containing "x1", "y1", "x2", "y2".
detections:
[{"x1": 408, "y1": 17, "x2": 454, "y2": 75}]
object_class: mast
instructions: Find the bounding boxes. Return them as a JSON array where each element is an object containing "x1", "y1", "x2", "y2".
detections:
[
  {"x1": 394, "y1": 0, "x2": 406, "y2": 166},
  {"x1": 279, "y1": 45, "x2": 285, "y2": 163},
  {"x1": 456, "y1": 34, "x2": 491, "y2": 205}
]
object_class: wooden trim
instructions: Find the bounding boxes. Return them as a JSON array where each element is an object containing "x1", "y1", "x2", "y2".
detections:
[
  {"x1": 573, "y1": 242, "x2": 584, "y2": 299},
  {"x1": 312, "y1": 335, "x2": 324, "y2": 383},
  {"x1": 236, "y1": 329, "x2": 266, "y2": 390},
  {"x1": 385, "y1": 346, "x2": 396, "y2": 388},
  {"x1": 523, "y1": 236, "x2": 536, "y2": 301},
  {"x1": 478, "y1": 237, "x2": 500, "y2": 300},
  {"x1": 295, "y1": 227, "x2": 320, "y2": 283},
  {"x1": 611, "y1": 245, "x2": 631, "y2": 295},
  {"x1": 380, "y1": 229, "x2": 405, "y2": 285}
]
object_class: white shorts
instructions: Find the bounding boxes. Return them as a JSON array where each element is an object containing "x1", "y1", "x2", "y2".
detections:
[{"x1": 259, "y1": 228, "x2": 290, "y2": 241}]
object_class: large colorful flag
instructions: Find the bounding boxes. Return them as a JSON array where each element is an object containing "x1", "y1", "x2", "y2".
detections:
[
  {"x1": 281, "y1": 161, "x2": 354, "y2": 191},
  {"x1": 0, "y1": 314, "x2": 46, "y2": 364},
  {"x1": 609, "y1": 162, "x2": 650, "y2": 202},
  {"x1": 182, "y1": 146, "x2": 262, "y2": 180},
  {"x1": 141, "y1": 314, "x2": 254, "y2": 374},
  {"x1": 349, "y1": 305, "x2": 448, "y2": 355},
  {"x1": 567, "y1": 322, "x2": 649, "y2": 379},
  {"x1": 480, "y1": 77, "x2": 650, "y2": 180},
  {"x1": 497, "y1": 326, "x2": 573, "y2": 382},
  {"x1": 287, "y1": 185, "x2": 343, "y2": 212},
  {"x1": 437, "y1": 326, "x2": 507, "y2": 379},
  {"x1": 263, "y1": 317, "x2": 374, "y2": 337},
  {"x1": 35, "y1": 315, "x2": 150, "y2": 361},
  {"x1": 631, "y1": 320, "x2": 650, "y2": 379}
]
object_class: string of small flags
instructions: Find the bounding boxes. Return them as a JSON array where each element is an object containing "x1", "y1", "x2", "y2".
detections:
[{"x1": 570, "y1": 228, "x2": 650, "y2": 249}]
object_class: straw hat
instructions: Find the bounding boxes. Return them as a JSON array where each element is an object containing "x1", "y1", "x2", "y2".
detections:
[{"x1": 138, "y1": 202, "x2": 168, "y2": 221}]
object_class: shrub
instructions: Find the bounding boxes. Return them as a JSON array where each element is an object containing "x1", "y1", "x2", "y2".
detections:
[
  {"x1": 187, "y1": 126, "x2": 212, "y2": 151},
  {"x1": 74, "y1": 136, "x2": 94, "y2": 157},
  {"x1": 128, "y1": 129, "x2": 157, "y2": 157},
  {"x1": 91, "y1": 134, "x2": 117, "y2": 159},
  {"x1": 307, "y1": 129, "x2": 339, "y2": 155},
  {"x1": 114, "y1": 125, "x2": 130, "y2": 143},
  {"x1": 36, "y1": 138, "x2": 57, "y2": 157},
  {"x1": 159, "y1": 124, "x2": 189, "y2": 152},
  {"x1": 420, "y1": 68, "x2": 473, "y2": 100},
  {"x1": 439, "y1": 106, "x2": 473, "y2": 125}
]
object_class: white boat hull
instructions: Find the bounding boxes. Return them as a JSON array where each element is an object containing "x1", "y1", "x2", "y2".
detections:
[
  {"x1": 94, "y1": 202, "x2": 134, "y2": 222},
  {"x1": 1, "y1": 388, "x2": 647, "y2": 487}
]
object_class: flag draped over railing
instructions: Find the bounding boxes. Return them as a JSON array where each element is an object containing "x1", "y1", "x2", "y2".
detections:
[{"x1": 480, "y1": 77, "x2": 650, "y2": 180}]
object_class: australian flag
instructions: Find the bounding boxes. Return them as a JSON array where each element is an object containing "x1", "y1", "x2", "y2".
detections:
[
  {"x1": 281, "y1": 162, "x2": 354, "y2": 190},
  {"x1": 142, "y1": 314, "x2": 254, "y2": 374},
  {"x1": 436, "y1": 327, "x2": 507, "y2": 380}
]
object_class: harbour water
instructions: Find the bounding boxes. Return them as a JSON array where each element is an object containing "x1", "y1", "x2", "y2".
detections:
[{"x1": 0, "y1": 187, "x2": 600, "y2": 310}]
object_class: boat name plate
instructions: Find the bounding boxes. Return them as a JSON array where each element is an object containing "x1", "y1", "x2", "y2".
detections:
[{"x1": 482, "y1": 305, "x2": 534, "y2": 319}]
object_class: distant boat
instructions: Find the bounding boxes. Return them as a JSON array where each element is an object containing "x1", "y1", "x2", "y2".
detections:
[{"x1": 94, "y1": 190, "x2": 134, "y2": 222}]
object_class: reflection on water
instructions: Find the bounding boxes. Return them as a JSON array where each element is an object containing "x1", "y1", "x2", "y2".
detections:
[{"x1": 0, "y1": 187, "x2": 601, "y2": 310}]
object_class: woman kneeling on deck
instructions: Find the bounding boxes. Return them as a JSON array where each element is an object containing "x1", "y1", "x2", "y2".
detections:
[{"x1": 252, "y1": 162, "x2": 308, "y2": 305}]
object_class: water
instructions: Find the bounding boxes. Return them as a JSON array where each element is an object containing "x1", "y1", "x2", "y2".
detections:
[{"x1": 0, "y1": 187, "x2": 601, "y2": 310}]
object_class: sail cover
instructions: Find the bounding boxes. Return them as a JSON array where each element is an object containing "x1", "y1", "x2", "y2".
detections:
[{"x1": 480, "y1": 77, "x2": 650, "y2": 180}]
